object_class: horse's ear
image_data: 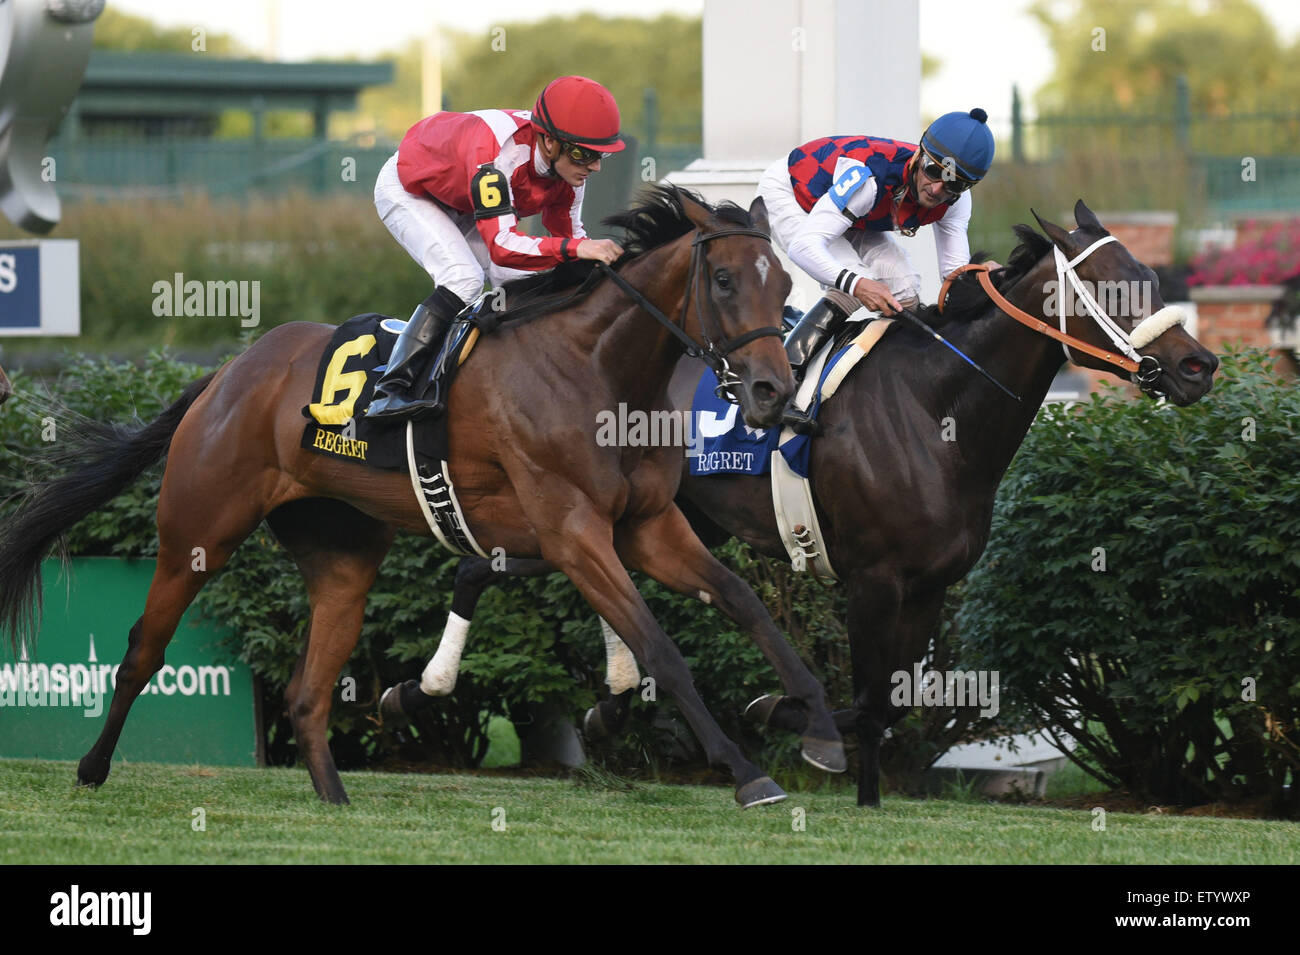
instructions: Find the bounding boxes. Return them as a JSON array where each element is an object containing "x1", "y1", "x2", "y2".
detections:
[
  {"x1": 680, "y1": 192, "x2": 715, "y2": 230},
  {"x1": 1073, "y1": 199, "x2": 1106, "y2": 234},
  {"x1": 748, "y1": 196, "x2": 770, "y2": 233},
  {"x1": 1031, "y1": 208, "x2": 1074, "y2": 251}
]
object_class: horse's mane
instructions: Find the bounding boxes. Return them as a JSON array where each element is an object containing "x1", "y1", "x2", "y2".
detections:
[
  {"x1": 603, "y1": 183, "x2": 753, "y2": 253},
  {"x1": 497, "y1": 184, "x2": 751, "y2": 318},
  {"x1": 913, "y1": 224, "x2": 1054, "y2": 330}
]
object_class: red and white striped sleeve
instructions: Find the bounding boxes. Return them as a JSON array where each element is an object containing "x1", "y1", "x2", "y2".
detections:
[
  {"x1": 475, "y1": 211, "x2": 571, "y2": 272},
  {"x1": 541, "y1": 184, "x2": 588, "y2": 243}
]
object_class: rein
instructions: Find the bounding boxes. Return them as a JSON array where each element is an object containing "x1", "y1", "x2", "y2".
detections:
[
  {"x1": 598, "y1": 227, "x2": 782, "y2": 402},
  {"x1": 938, "y1": 235, "x2": 1187, "y2": 391}
]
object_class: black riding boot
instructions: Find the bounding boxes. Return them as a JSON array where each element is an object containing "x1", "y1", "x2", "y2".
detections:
[
  {"x1": 781, "y1": 295, "x2": 855, "y2": 435},
  {"x1": 366, "y1": 286, "x2": 465, "y2": 420}
]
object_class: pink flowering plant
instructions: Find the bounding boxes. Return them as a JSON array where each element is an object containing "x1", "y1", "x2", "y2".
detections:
[{"x1": 1188, "y1": 218, "x2": 1300, "y2": 287}]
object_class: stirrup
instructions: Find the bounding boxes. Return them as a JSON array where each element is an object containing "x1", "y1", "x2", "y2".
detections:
[
  {"x1": 366, "y1": 391, "x2": 445, "y2": 420},
  {"x1": 781, "y1": 404, "x2": 822, "y2": 436}
]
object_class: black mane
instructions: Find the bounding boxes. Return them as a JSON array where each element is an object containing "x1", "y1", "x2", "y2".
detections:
[
  {"x1": 914, "y1": 224, "x2": 1053, "y2": 329},
  {"x1": 499, "y1": 184, "x2": 752, "y2": 316},
  {"x1": 602, "y1": 183, "x2": 753, "y2": 254}
]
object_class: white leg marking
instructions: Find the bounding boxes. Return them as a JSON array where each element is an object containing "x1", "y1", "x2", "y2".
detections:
[
  {"x1": 420, "y1": 612, "x2": 470, "y2": 696},
  {"x1": 600, "y1": 616, "x2": 640, "y2": 694}
]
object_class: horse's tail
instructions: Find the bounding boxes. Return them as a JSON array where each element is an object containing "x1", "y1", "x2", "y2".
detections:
[{"x1": 0, "y1": 371, "x2": 217, "y2": 657}]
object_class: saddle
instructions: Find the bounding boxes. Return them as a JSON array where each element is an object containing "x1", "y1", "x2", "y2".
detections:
[{"x1": 299, "y1": 311, "x2": 489, "y2": 556}]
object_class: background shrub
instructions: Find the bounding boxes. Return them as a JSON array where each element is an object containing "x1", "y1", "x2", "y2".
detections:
[{"x1": 959, "y1": 349, "x2": 1300, "y2": 817}]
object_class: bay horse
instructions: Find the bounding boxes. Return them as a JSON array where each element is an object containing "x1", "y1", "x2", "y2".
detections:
[
  {"x1": 384, "y1": 201, "x2": 1219, "y2": 805},
  {"x1": 0, "y1": 185, "x2": 847, "y2": 807}
]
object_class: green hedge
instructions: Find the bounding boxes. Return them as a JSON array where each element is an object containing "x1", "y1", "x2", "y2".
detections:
[{"x1": 959, "y1": 349, "x2": 1300, "y2": 817}]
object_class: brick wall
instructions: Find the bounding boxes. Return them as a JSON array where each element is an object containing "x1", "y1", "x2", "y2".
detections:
[
  {"x1": 1189, "y1": 285, "x2": 1298, "y2": 377},
  {"x1": 1095, "y1": 211, "x2": 1177, "y2": 266},
  {"x1": 1189, "y1": 285, "x2": 1281, "y2": 352}
]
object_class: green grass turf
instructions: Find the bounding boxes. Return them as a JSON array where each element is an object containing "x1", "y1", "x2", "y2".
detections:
[{"x1": 1, "y1": 758, "x2": 1296, "y2": 864}]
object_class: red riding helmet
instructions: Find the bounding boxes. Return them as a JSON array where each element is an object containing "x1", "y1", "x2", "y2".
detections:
[{"x1": 531, "y1": 76, "x2": 626, "y2": 153}]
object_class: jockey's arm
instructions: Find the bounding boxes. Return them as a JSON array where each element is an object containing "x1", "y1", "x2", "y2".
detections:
[
  {"x1": 475, "y1": 205, "x2": 575, "y2": 272},
  {"x1": 933, "y1": 190, "x2": 974, "y2": 280},
  {"x1": 541, "y1": 191, "x2": 623, "y2": 265},
  {"x1": 466, "y1": 152, "x2": 579, "y2": 272},
  {"x1": 786, "y1": 163, "x2": 903, "y2": 315}
]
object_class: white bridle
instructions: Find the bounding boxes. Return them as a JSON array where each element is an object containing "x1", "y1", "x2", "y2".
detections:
[{"x1": 1054, "y1": 234, "x2": 1188, "y2": 383}]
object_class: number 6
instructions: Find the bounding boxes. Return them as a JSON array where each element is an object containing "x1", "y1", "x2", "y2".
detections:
[{"x1": 478, "y1": 173, "x2": 502, "y2": 208}]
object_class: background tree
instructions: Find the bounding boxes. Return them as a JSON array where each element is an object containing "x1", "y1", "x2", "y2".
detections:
[
  {"x1": 92, "y1": 7, "x2": 248, "y2": 56},
  {"x1": 1030, "y1": 0, "x2": 1299, "y2": 116}
]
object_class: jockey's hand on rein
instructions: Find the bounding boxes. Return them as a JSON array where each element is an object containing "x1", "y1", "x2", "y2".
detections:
[
  {"x1": 575, "y1": 238, "x2": 625, "y2": 265},
  {"x1": 854, "y1": 278, "x2": 903, "y2": 316}
]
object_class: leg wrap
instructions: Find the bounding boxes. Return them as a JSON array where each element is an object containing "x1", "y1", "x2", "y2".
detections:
[
  {"x1": 600, "y1": 617, "x2": 640, "y2": 695},
  {"x1": 420, "y1": 612, "x2": 470, "y2": 696}
]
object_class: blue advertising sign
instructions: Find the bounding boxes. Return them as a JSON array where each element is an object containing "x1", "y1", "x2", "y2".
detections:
[
  {"x1": 0, "y1": 246, "x2": 40, "y2": 328},
  {"x1": 0, "y1": 239, "x2": 79, "y2": 335}
]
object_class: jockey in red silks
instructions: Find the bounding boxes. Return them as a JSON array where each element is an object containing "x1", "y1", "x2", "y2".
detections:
[
  {"x1": 756, "y1": 108, "x2": 998, "y2": 432},
  {"x1": 367, "y1": 75, "x2": 627, "y2": 419}
]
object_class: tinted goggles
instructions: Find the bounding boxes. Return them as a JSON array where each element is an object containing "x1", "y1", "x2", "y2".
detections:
[
  {"x1": 561, "y1": 142, "x2": 612, "y2": 166},
  {"x1": 918, "y1": 148, "x2": 978, "y2": 197}
]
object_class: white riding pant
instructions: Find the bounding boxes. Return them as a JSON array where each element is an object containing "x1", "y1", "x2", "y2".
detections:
[
  {"x1": 757, "y1": 158, "x2": 921, "y2": 304},
  {"x1": 373, "y1": 152, "x2": 531, "y2": 305}
]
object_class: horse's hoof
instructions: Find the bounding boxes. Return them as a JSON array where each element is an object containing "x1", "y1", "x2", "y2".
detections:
[
  {"x1": 744, "y1": 693, "x2": 782, "y2": 726},
  {"x1": 800, "y1": 737, "x2": 847, "y2": 774},
  {"x1": 76, "y1": 756, "x2": 109, "y2": 788},
  {"x1": 378, "y1": 682, "x2": 409, "y2": 725},
  {"x1": 735, "y1": 776, "x2": 787, "y2": 808},
  {"x1": 583, "y1": 690, "x2": 634, "y2": 741},
  {"x1": 380, "y1": 679, "x2": 436, "y2": 725},
  {"x1": 744, "y1": 694, "x2": 808, "y2": 734},
  {"x1": 582, "y1": 705, "x2": 608, "y2": 741}
]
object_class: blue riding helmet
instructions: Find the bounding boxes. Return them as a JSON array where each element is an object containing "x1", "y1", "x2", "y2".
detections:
[{"x1": 919, "y1": 108, "x2": 995, "y2": 182}]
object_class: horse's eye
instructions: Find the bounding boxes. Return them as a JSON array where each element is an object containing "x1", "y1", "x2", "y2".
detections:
[{"x1": 715, "y1": 270, "x2": 731, "y2": 289}]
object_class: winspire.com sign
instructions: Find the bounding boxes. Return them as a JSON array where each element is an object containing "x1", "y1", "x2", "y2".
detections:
[{"x1": 0, "y1": 559, "x2": 259, "y2": 766}]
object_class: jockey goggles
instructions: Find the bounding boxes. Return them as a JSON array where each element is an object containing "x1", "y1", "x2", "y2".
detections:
[
  {"x1": 917, "y1": 147, "x2": 978, "y2": 198},
  {"x1": 560, "y1": 141, "x2": 612, "y2": 166}
]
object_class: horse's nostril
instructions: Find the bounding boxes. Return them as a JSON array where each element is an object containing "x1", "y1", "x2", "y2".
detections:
[{"x1": 752, "y1": 380, "x2": 780, "y2": 405}]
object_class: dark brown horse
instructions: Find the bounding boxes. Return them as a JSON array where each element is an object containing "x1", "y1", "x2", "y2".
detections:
[
  {"x1": 0, "y1": 185, "x2": 847, "y2": 807},
  {"x1": 385, "y1": 201, "x2": 1219, "y2": 805},
  {"x1": 0, "y1": 363, "x2": 10, "y2": 406}
]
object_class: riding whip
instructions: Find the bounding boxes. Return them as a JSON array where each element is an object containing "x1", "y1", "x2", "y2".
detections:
[{"x1": 894, "y1": 307, "x2": 1019, "y2": 402}]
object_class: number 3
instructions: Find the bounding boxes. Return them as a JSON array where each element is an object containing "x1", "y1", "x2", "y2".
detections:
[{"x1": 833, "y1": 169, "x2": 861, "y2": 197}]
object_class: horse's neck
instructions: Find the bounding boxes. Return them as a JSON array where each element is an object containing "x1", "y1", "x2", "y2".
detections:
[
  {"x1": 917, "y1": 266, "x2": 1066, "y2": 486},
  {"x1": 584, "y1": 239, "x2": 695, "y2": 409}
]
